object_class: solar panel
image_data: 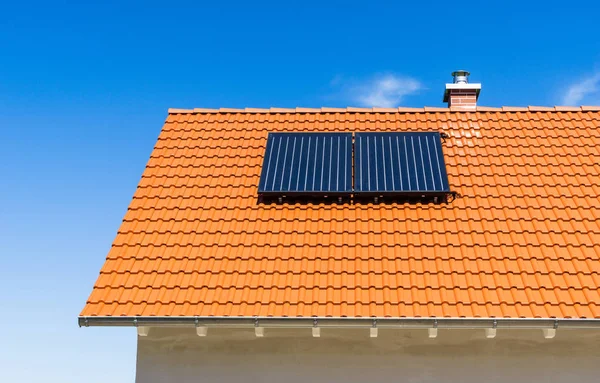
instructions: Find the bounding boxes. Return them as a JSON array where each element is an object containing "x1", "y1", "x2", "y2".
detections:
[
  {"x1": 354, "y1": 132, "x2": 450, "y2": 196},
  {"x1": 258, "y1": 132, "x2": 353, "y2": 196}
]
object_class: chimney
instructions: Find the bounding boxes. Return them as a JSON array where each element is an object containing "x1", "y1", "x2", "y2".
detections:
[{"x1": 443, "y1": 70, "x2": 481, "y2": 110}]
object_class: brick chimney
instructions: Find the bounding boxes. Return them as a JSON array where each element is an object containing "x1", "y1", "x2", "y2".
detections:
[{"x1": 443, "y1": 70, "x2": 481, "y2": 110}]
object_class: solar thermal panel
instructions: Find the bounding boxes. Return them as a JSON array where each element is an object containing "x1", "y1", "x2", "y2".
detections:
[
  {"x1": 354, "y1": 132, "x2": 450, "y2": 195},
  {"x1": 258, "y1": 132, "x2": 353, "y2": 196}
]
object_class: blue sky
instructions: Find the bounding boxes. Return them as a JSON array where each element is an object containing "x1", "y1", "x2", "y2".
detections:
[{"x1": 1, "y1": 1, "x2": 599, "y2": 381}]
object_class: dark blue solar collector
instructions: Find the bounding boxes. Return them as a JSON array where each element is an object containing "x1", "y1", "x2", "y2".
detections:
[
  {"x1": 354, "y1": 132, "x2": 450, "y2": 196},
  {"x1": 258, "y1": 132, "x2": 353, "y2": 196}
]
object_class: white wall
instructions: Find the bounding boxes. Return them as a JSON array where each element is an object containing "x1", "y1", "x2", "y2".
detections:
[{"x1": 136, "y1": 327, "x2": 600, "y2": 383}]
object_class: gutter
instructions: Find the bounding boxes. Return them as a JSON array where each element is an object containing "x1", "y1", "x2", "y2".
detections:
[{"x1": 78, "y1": 316, "x2": 600, "y2": 330}]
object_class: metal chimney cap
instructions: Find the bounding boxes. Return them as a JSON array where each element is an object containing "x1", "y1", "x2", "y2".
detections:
[{"x1": 451, "y1": 70, "x2": 470, "y2": 84}]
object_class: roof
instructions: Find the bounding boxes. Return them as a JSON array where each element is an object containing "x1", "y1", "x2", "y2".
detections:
[{"x1": 80, "y1": 106, "x2": 600, "y2": 321}]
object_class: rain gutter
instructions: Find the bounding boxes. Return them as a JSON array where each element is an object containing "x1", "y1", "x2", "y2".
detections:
[{"x1": 78, "y1": 316, "x2": 600, "y2": 330}]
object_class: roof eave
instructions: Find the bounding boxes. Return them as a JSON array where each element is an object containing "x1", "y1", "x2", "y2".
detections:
[{"x1": 78, "y1": 316, "x2": 600, "y2": 330}]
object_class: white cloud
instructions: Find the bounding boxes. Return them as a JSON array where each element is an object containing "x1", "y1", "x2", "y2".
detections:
[
  {"x1": 562, "y1": 72, "x2": 600, "y2": 105},
  {"x1": 334, "y1": 74, "x2": 422, "y2": 107}
]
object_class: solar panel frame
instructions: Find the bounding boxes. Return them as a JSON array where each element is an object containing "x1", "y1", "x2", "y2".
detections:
[
  {"x1": 258, "y1": 132, "x2": 353, "y2": 196},
  {"x1": 354, "y1": 132, "x2": 450, "y2": 196}
]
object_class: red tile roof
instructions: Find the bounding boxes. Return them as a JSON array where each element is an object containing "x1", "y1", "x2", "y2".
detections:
[{"x1": 80, "y1": 107, "x2": 600, "y2": 319}]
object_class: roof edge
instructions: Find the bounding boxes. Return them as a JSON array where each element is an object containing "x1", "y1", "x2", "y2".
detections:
[
  {"x1": 167, "y1": 106, "x2": 600, "y2": 115},
  {"x1": 79, "y1": 316, "x2": 600, "y2": 329}
]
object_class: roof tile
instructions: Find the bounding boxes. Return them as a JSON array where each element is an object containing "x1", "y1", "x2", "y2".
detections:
[
  {"x1": 81, "y1": 108, "x2": 600, "y2": 319},
  {"x1": 397, "y1": 107, "x2": 426, "y2": 112},
  {"x1": 476, "y1": 106, "x2": 503, "y2": 111},
  {"x1": 295, "y1": 107, "x2": 321, "y2": 113},
  {"x1": 581, "y1": 106, "x2": 600, "y2": 111},
  {"x1": 423, "y1": 107, "x2": 449, "y2": 112},
  {"x1": 319, "y1": 107, "x2": 346, "y2": 112},
  {"x1": 502, "y1": 106, "x2": 529, "y2": 112},
  {"x1": 219, "y1": 108, "x2": 244, "y2": 112},
  {"x1": 371, "y1": 107, "x2": 398, "y2": 113},
  {"x1": 554, "y1": 106, "x2": 583, "y2": 112},
  {"x1": 192, "y1": 108, "x2": 217, "y2": 113},
  {"x1": 528, "y1": 106, "x2": 555, "y2": 111},
  {"x1": 346, "y1": 107, "x2": 372, "y2": 112}
]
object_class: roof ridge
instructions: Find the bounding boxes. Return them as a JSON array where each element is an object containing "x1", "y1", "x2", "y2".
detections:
[{"x1": 168, "y1": 106, "x2": 600, "y2": 114}]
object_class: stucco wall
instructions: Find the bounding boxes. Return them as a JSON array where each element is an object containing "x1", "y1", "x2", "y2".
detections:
[{"x1": 136, "y1": 327, "x2": 600, "y2": 383}]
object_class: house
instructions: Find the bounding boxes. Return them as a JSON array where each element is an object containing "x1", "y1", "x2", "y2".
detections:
[{"x1": 80, "y1": 71, "x2": 600, "y2": 383}]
